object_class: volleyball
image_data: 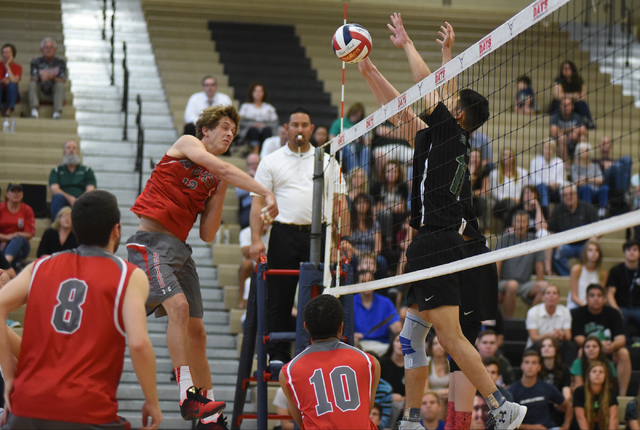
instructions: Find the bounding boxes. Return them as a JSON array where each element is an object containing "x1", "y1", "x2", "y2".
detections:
[{"x1": 332, "y1": 24, "x2": 372, "y2": 64}]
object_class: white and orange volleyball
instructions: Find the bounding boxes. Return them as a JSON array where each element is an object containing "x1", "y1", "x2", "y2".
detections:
[{"x1": 332, "y1": 24, "x2": 372, "y2": 63}]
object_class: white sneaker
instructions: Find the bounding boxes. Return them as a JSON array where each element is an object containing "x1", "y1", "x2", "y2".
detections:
[
  {"x1": 489, "y1": 401, "x2": 527, "y2": 430},
  {"x1": 397, "y1": 420, "x2": 425, "y2": 430},
  {"x1": 52, "y1": 111, "x2": 61, "y2": 119},
  {"x1": 30, "y1": 108, "x2": 39, "y2": 118}
]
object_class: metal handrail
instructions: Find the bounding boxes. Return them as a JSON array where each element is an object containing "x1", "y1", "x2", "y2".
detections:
[
  {"x1": 625, "y1": 7, "x2": 633, "y2": 67},
  {"x1": 135, "y1": 95, "x2": 145, "y2": 195},
  {"x1": 102, "y1": 0, "x2": 107, "y2": 40},
  {"x1": 110, "y1": 0, "x2": 116, "y2": 85},
  {"x1": 122, "y1": 41, "x2": 129, "y2": 140}
]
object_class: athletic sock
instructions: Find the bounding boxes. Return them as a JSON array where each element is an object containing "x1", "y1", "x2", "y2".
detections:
[
  {"x1": 174, "y1": 366, "x2": 193, "y2": 404},
  {"x1": 444, "y1": 401, "x2": 457, "y2": 430},
  {"x1": 201, "y1": 388, "x2": 220, "y2": 423},
  {"x1": 485, "y1": 389, "x2": 506, "y2": 410},
  {"x1": 402, "y1": 407, "x2": 422, "y2": 422},
  {"x1": 458, "y1": 411, "x2": 472, "y2": 430}
]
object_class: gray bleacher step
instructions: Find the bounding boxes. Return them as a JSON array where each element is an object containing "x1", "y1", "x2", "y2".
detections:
[
  {"x1": 77, "y1": 112, "x2": 174, "y2": 128},
  {"x1": 149, "y1": 333, "x2": 235, "y2": 348},
  {"x1": 124, "y1": 357, "x2": 238, "y2": 374},
  {"x1": 116, "y1": 412, "x2": 191, "y2": 430},
  {"x1": 74, "y1": 99, "x2": 170, "y2": 114},
  {"x1": 78, "y1": 125, "x2": 175, "y2": 143},
  {"x1": 82, "y1": 141, "x2": 171, "y2": 157},
  {"x1": 119, "y1": 371, "x2": 238, "y2": 385},
  {"x1": 73, "y1": 90, "x2": 167, "y2": 102},
  {"x1": 132, "y1": 344, "x2": 237, "y2": 359}
]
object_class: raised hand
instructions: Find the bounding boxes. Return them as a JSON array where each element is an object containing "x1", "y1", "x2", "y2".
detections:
[
  {"x1": 387, "y1": 13, "x2": 412, "y2": 49},
  {"x1": 437, "y1": 22, "x2": 455, "y2": 53}
]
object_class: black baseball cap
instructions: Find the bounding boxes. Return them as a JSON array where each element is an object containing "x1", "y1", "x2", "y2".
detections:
[{"x1": 6, "y1": 184, "x2": 22, "y2": 192}]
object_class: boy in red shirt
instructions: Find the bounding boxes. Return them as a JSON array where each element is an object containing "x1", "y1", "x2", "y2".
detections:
[{"x1": 0, "y1": 185, "x2": 35, "y2": 271}]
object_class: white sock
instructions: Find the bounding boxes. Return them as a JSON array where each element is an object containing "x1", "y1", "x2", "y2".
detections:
[
  {"x1": 201, "y1": 389, "x2": 220, "y2": 423},
  {"x1": 174, "y1": 366, "x2": 193, "y2": 404}
]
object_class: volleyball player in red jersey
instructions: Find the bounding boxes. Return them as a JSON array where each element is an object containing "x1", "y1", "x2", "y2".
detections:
[
  {"x1": 126, "y1": 105, "x2": 278, "y2": 429},
  {"x1": 0, "y1": 190, "x2": 162, "y2": 429},
  {"x1": 280, "y1": 295, "x2": 380, "y2": 430}
]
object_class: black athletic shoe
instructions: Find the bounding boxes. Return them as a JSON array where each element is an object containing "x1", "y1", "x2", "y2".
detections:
[
  {"x1": 195, "y1": 415, "x2": 229, "y2": 430},
  {"x1": 180, "y1": 386, "x2": 226, "y2": 420}
]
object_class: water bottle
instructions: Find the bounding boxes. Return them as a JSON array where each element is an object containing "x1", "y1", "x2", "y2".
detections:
[
  {"x1": 2, "y1": 117, "x2": 8, "y2": 133},
  {"x1": 223, "y1": 224, "x2": 230, "y2": 245},
  {"x1": 9, "y1": 118, "x2": 15, "y2": 133}
]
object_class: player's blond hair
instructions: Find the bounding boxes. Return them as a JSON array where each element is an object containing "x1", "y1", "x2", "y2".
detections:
[{"x1": 196, "y1": 105, "x2": 240, "y2": 140}]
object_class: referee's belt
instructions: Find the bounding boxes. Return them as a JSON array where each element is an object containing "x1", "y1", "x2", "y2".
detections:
[{"x1": 272, "y1": 221, "x2": 317, "y2": 232}]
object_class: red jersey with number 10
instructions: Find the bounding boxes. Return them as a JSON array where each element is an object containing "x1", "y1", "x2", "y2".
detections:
[
  {"x1": 131, "y1": 153, "x2": 220, "y2": 242},
  {"x1": 10, "y1": 246, "x2": 137, "y2": 424},
  {"x1": 281, "y1": 338, "x2": 378, "y2": 429}
]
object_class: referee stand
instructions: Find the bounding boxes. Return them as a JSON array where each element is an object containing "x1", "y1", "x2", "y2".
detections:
[{"x1": 231, "y1": 259, "x2": 354, "y2": 430}]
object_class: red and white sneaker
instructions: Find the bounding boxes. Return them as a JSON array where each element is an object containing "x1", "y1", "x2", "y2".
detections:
[
  {"x1": 195, "y1": 415, "x2": 229, "y2": 430},
  {"x1": 180, "y1": 386, "x2": 226, "y2": 420}
]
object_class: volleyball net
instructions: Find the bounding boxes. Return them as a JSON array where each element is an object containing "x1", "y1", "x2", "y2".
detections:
[{"x1": 322, "y1": 0, "x2": 640, "y2": 296}]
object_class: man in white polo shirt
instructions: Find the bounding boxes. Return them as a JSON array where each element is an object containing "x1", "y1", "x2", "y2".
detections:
[
  {"x1": 183, "y1": 75, "x2": 233, "y2": 136},
  {"x1": 249, "y1": 107, "x2": 348, "y2": 363},
  {"x1": 525, "y1": 284, "x2": 576, "y2": 365}
]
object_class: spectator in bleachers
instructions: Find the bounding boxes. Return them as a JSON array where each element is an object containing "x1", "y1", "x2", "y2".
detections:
[
  {"x1": 420, "y1": 391, "x2": 445, "y2": 430},
  {"x1": 549, "y1": 183, "x2": 598, "y2": 276},
  {"x1": 49, "y1": 140, "x2": 96, "y2": 222},
  {"x1": 569, "y1": 239, "x2": 607, "y2": 310},
  {"x1": 526, "y1": 284, "x2": 576, "y2": 365},
  {"x1": 329, "y1": 103, "x2": 370, "y2": 175},
  {"x1": 571, "y1": 335, "x2": 619, "y2": 395},
  {"x1": 260, "y1": 125, "x2": 286, "y2": 159},
  {"x1": 375, "y1": 378, "x2": 395, "y2": 430},
  {"x1": 380, "y1": 334, "x2": 405, "y2": 402},
  {"x1": 354, "y1": 270, "x2": 402, "y2": 356},
  {"x1": 476, "y1": 330, "x2": 515, "y2": 386},
  {"x1": 538, "y1": 338, "x2": 572, "y2": 416},
  {"x1": 237, "y1": 154, "x2": 260, "y2": 229},
  {"x1": 238, "y1": 82, "x2": 279, "y2": 154},
  {"x1": 508, "y1": 350, "x2": 571, "y2": 429},
  {"x1": 470, "y1": 393, "x2": 490, "y2": 430},
  {"x1": 272, "y1": 387, "x2": 294, "y2": 430},
  {"x1": 36, "y1": 206, "x2": 77, "y2": 257},
  {"x1": 624, "y1": 387, "x2": 640, "y2": 430},
  {"x1": 593, "y1": 136, "x2": 632, "y2": 213},
  {"x1": 0, "y1": 250, "x2": 15, "y2": 280},
  {"x1": 496, "y1": 210, "x2": 547, "y2": 318},
  {"x1": 1, "y1": 43, "x2": 22, "y2": 116},
  {"x1": 425, "y1": 335, "x2": 449, "y2": 420},
  {"x1": 371, "y1": 160, "x2": 409, "y2": 246},
  {"x1": 550, "y1": 97, "x2": 588, "y2": 163},
  {"x1": 571, "y1": 284, "x2": 630, "y2": 396},
  {"x1": 370, "y1": 403, "x2": 383, "y2": 429},
  {"x1": 29, "y1": 37, "x2": 66, "y2": 119},
  {"x1": 572, "y1": 361, "x2": 619, "y2": 430},
  {"x1": 312, "y1": 125, "x2": 329, "y2": 147},
  {"x1": 514, "y1": 75, "x2": 535, "y2": 115},
  {"x1": 469, "y1": 129, "x2": 493, "y2": 167},
  {"x1": 483, "y1": 356, "x2": 514, "y2": 401},
  {"x1": 549, "y1": 60, "x2": 595, "y2": 128},
  {"x1": 350, "y1": 193, "x2": 384, "y2": 266},
  {"x1": 490, "y1": 147, "x2": 528, "y2": 230},
  {"x1": 529, "y1": 138, "x2": 566, "y2": 209},
  {"x1": 0, "y1": 184, "x2": 35, "y2": 271},
  {"x1": 606, "y1": 239, "x2": 640, "y2": 332},
  {"x1": 183, "y1": 75, "x2": 233, "y2": 136},
  {"x1": 469, "y1": 148, "x2": 491, "y2": 234},
  {"x1": 347, "y1": 168, "x2": 369, "y2": 209},
  {"x1": 572, "y1": 142, "x2": 609, "y2": 218}
]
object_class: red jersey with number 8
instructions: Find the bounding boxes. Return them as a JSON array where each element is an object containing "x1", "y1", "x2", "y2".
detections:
[
  {"x1": 10, "y1": 246, "x2": 137, "y2": 424},
  {"x1": 131, "y1": 153, "x2": 220, "y2": 242},
  {"x1": 281, "y1": 338, "x2": 378, "y2": 429}
]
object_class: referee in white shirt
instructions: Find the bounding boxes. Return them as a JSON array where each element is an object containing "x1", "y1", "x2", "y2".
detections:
[
  {"x1": 183, "y1": 75, "x2": 233, "y2": 136},
  {"x1": 249, "y1": 107, "x2": 349, "y2": 363}
]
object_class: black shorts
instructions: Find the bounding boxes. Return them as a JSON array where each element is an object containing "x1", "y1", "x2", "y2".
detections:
[
  {"x1": 460, "y1": 240, "x2": 498, "y2": 323},
  {"x1": 405, "y1": 229, "x2": 465, "y2": 311},
  {"x1": 449, "y1": 321, "x2": 482, "y2": 372}
]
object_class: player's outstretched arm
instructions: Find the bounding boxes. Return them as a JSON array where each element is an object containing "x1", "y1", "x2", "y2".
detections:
[
  {"x1": 199, "y1": 180, "x2": 229, "y2": 242},
  {"x1": 169, "y1": 135, "x2": 278, "y2": 221},
  {"x1": 279, "y1": 369, "x2": 303, "y2": 429},
  {"x1": 437, "y1": 22, "x2": 457, "y2": 112},
  {"x1": 0, "y1": 263, "x2": 34, "y2": 424},
  {"x1": 357, "y1": 58, "x2": 426, "y2": 145},
  {"x1": 123, "y1": 269, "x2": 162, "y2": 430},
  {"x1": 369, "y1": 355, "x2": 381, "y2": 411}
]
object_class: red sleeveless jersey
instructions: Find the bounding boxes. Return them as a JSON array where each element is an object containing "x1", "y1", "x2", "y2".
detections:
[
  {"x1": 281, "y1": 339, "x2": 378, "y2": 429},
  {"x1": 131, "y1": 153, "x2": 220, "y2": 241},
  {"x1": 11, "y1": 246, "x2": 137, "y2": 424}
]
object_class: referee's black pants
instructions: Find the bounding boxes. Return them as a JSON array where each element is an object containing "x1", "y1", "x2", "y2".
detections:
[{"x1": 266, "y1": 223, "x2": 325, "y2": 362}]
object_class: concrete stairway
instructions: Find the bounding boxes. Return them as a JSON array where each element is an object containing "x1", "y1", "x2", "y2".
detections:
[{"x1": 60, "y1": 0, "x2": 239, "y2": 427}]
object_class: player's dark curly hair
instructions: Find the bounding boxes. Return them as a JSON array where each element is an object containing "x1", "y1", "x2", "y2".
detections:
[
  {"x1": 458, "y1": 89, "x2": 490, "y2": 133},
  {"x1": 304, "y1": 295, "x2": 344, "y2": 341},
  {"x1": 196, "y1": 104, "x2": 240, "y2": 140},
  {"x1": 71, "y1": 190, "x2": 120, "y2": 247}
]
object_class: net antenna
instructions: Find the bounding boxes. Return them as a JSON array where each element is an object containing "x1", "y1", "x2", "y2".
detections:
[{"x1": 321, "y1": 0, "x2": 640, "y2": 297}]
